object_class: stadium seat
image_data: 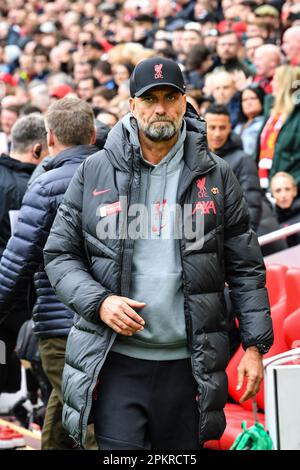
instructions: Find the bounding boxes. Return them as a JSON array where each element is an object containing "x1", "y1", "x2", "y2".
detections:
[
  {"x1": 250, "y1": 268, "x2": 300, "y2": 410},
  {"x1": 207, "y1": 264, "x2": 300, "y2": 449},
  {"x1": 285, "y1": 268, "x2": 300, "y2": 316},
  {"x1": 284, "y1": 307, "x2": 300, "y2": 350},
  {"x1": 255, "y1": 300, "x2": 289, "y2": 410},
  {"x1": 226, "y1": 264, "x2": 291, "y2": 411},
  {"x1": 265, "y1": 263, "x2": 287, "y2": 308}
]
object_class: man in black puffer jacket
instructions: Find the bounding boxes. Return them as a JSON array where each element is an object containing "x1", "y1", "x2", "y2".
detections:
[
  {"x1": 205, "y1": 104, "x2": 262, "y2": 231},
  {"x1": 205, "y1": 104, "x2": 263, "y2": 356},
  {"x1": 0, "y1": 97, "x2": 102, "y2": 450},
  {"x1": 204, "y1": 104, "x2": 287, "y2": 256},
  {"x1": 0, "y1": 113, "x2": 48, "y2": 395},
  {"x1": 44, "y1": 58, "x2": 273, "y2": 450}
]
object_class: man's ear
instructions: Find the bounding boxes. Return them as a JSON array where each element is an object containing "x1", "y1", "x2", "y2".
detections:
[
  {"x1": 227, "y1": 118, "x2": 232, "y2": 133},
  {"x1": 129, "y1": 97, "x2": 136, "y2": 116},
  {"x1": 91, "y1": 125, "x2": 96, "y2": 145},
  {"x1": 293, "y1": 185, "x2": 298, "y2": 199},
  {"x1": 47, "y1": 128, "x2": 54, "y2": 148},
  {"x1": 32, "y1": 143, "x2": 42, "y2": 160},
  {"x1": 183, "y1": 94, "x2": 187, "y2": 113}
]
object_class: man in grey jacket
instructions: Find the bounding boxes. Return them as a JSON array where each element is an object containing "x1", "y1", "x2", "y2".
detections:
[{"x1": 44, "y1": 57, "x2": 273, "y2": 450}]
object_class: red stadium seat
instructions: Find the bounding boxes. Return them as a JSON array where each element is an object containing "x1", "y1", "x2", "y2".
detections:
[
  {"x1": 285, "y1": 268, "x2": 300, "y2": 316},
  {"x1": 255, "y1": 301, "x2": 289, "y2": 410},
  {"x1": 226, "y1": 264, "x2": 287, "y2": 409},
  {"x1": 209, "y1": 265, "x2": 299, "y2": 450},
  {"x1": 265, "y1": 263, "x2": 287, "y2": 308},
  {"x1": 256, "y1": 265, "x2": 300, "y2": 410},
  {"x1": 284, "y1": 307, "x2": 300, "y2": 350},
  {"x1": 226, "y1": 300, "x2": 289, "y2": 411}
]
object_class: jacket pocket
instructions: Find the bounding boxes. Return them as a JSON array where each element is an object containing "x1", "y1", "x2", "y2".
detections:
[
  {"x1": 74, "y1": 315, "x2": 105, "y2": 336},
  {"x1": 83, "y1": 231, "x2": 117, "y2": 261}
]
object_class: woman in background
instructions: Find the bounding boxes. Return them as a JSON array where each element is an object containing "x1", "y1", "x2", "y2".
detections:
[
  {"x1": 270, "y1": 171, "x2": 300, "y2": 247},
  {"x1": 257, "y1": 65, "x2": 300, "y2": 191},
  {"x1": 234, "y1": 84, "x2": 265, "y2": 158}
]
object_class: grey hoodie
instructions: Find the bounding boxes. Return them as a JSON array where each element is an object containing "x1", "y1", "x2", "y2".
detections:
[{"x1": 111, "y1": 114, "x2": 189, "y2": 360}]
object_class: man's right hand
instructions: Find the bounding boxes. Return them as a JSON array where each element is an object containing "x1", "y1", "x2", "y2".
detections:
[{"x1": 99, "y1": 295, "x2": 146, "y2": 336}]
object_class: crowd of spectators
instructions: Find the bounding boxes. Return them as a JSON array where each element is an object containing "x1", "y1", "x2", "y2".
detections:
[{"x1": 0, "y1": 1, "x2": 299, "y2": 198}]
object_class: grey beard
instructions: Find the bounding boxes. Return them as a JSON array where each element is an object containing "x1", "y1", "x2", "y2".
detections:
[{"x1": 142, "y1": 121, "x2": 178, "y2": 141}]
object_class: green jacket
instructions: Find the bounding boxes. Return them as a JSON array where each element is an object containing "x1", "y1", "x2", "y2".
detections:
[{"x1": 258, "y1": 96, "x2": 300, "y2": 187}]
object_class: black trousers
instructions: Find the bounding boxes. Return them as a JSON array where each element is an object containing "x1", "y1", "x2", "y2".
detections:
[{"x1": 92, "y1": 352, "x2": 201, "y2": 450}]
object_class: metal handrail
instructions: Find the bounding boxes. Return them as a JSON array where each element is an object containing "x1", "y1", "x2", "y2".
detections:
[{"x1": 258, "y1": 222, "x2": 300, "y2": 246}]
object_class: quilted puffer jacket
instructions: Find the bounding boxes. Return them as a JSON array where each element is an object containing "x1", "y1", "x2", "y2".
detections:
[
  {"x1": 215, "y1": 133, "x2": 262, "y2": 231},
  {"x1": 0, "y1": 154, "x2": 35, "y2": 258},
  {"x1": 44, "y1": 111, "x2": 273, "y2": 448},
  {"x1": 0, "y1": 145, "x2": 99, "y2": 336}
]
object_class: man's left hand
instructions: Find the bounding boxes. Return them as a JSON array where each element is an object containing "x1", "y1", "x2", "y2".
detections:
[{"x1": 236, "y1": 346, "x2": 264, "y2": 402}]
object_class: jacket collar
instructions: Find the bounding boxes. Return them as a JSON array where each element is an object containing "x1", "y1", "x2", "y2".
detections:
[
  {"x1": 0, "y1": 153, "x2": 36, "y2": 174},
  {"x1": 183, "y1": 116, "x2": 216, "y2": 175},
  {"x1": 214, "y1": 132, "x2": 243, "y2": 159},
  {"x1": 276, "y1": 197, "x2": 300, "y2": 222},
  {"x1": 44, "y1": 145, "x2": 99, "y2": 171}
]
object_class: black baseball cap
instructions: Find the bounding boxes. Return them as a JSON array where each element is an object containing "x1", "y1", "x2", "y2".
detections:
[{"x1": 130, "y1": 57, "x2": 186, "y2": 98}]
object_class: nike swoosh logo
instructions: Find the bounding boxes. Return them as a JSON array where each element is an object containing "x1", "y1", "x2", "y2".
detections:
[
  {"x1": 152, "y1": 224, "x2": 167, "y2": 233},
  {"x1": 92, "y1": 188, "x2": 111, "y2": 196}
]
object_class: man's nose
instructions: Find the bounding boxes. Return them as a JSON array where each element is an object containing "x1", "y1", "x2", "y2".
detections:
[{"x1": 154, "y1": 101, "x2": 166, "y2": 114}]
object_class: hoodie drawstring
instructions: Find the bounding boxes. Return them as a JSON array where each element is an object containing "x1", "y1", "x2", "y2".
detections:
[
  {"x1": 144, "y1": 166, "x2": 151, "y2": 207},
  {"x1": 158, "y1": 163, "x2": 168, "y2": 236}
]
